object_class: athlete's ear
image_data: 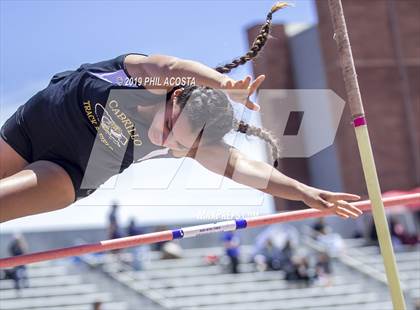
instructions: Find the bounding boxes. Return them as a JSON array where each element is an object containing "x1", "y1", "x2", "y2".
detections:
[
  {"x1": 173, "y1": 88, "x2": 183, "y2": 97},
  {"x1": 171, "y1": 88, "x2": 184, "y2": 105}
]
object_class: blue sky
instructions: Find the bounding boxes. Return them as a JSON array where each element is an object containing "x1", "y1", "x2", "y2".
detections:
[
  {"x1": 1, "y1": 0, "x2": 317, "y2": 97},
  {"x1": 0, "y1": 0, "x2": 317, "y2": 231}
]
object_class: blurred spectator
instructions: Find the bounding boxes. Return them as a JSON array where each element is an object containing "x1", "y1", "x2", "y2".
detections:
[
  {"x1": 277, "y1": 239, "x2": 294, "y2": 271},
  {"x1": 253, "y1": 225, "x2": 299, "y2": 273},
  {"x1": 312, "y1": 218, "x2": 326, "y2": 237},
  {"x1": 127, "y1": 218, "x2": 145, "y2": 270},
  {"x1": 352, "y1": 229, "x2": 363, "y2": 239},
  {"x1": 390, "y1": 217, "x2": 418, "y2": 248},
  {"x1": 108, "y1": 221, "x2": 122, "y2": 240},
  {"x1": 108, "y1": 201, "x2": 119, "y2": 226},
  {"x1": 108, "y1": 206, "x2": 122, "y2": 257},
  {"x1": 285, "y1": 255, "x2": 313, "y2": 286},
  {"x1": 92, "y1": 300, "x2": 102, "y2": 310},
  {"x1": 127, "y1": 218, "x2": 144, "y2": 236},
  {"x1": 222, "y1": 231, "x2": 240, "y2": 273},
  {"x1": 254, "y1": 238, "x2": 294, "y2": 272},
  {"x1": 8, "y1": 234, "x2": 29, "y2": 290},
  {"x1": 108, "y1": 202, "x2": 122, "y2": 241},
  {"x1": 254, "y1": 238, "x2": 277, "y2": 271},
  {"x1": 369, "y1": 218, "x2": 379, "y2": 245},
  {"x1": 316, "y1": 226, "x2": 345, "y2": 257},
  {"x1": 315, "y1": 252, "x2": 333, "y2": 286},
  {"x1": 254, "y1": 224, "x2": 299, "y2": 257}
]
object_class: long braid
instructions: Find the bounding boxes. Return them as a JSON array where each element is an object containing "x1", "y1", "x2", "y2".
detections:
[
  {"x1": 233, "y1": 119, "x2": 281, "y2": 168},
  {"x1": 177, "y1": 3, "x2": 288, "y2": 168},
  {"x1": 221, "y1": 3, "x2": 288, "y2": 167},
  {"x1": 214, "y1": 2, "x2": 289, "y2": 74}
]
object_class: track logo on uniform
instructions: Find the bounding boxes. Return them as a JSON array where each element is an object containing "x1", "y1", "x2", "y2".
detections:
[{"x1": 95, "y1": 103, "x2": 129, "y2": 147}]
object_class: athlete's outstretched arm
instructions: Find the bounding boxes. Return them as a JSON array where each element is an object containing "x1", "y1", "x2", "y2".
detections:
[
  {"x1": 191, "y1": 142, "x2": 363, "y2": 219},
  {"x1": 124, "y1": 54, "x2": 264, "y2": 110}
]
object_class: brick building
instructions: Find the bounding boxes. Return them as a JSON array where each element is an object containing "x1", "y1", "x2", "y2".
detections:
[{"x1": 247, "y1": 0, "x2": 420, "y2": 212}]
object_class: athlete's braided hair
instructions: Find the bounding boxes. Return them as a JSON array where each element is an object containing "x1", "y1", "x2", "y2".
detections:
[
  {"x1": 233, "y1": 119, "x2": 280, "y2": 168},
  {"x1": 177, "y1": 85, "x2": 234, "y2": 142},
  {"x1": 177, "y1": 2, "x2": 288, "y2": 168},
  {"x1": 214, "y1": 2, "x2": 289, "y2": 74}
]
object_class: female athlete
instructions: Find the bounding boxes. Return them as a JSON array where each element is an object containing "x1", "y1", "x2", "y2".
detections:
[{"x1": 0, "y1": 4, "x2": 363, "y2": 223}]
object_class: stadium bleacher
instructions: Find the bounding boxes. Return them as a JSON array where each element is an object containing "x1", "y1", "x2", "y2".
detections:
[
  {"x1": 0, "y1": 260, "x2": 128, "y2": 310},
  {"x1": 81, "y1": 241, "x2": 419, "y2": 310},
  {"x1": 341, "y1": 241, "x2": 420, "y2": 305},
  {"x1": 306, "y1": 233, "x2": 419, "y2": 310},
  {"x1": 1, "y1": 237, "x2": 418, "y2": 310}
]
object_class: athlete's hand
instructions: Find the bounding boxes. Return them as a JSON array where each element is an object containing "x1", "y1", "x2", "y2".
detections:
[
  {"x1": 300, "y1": 185, "x2": 363, "y2": 219},
  {"x1": 221, "y1": 75, "x2": 265, "y2": 111}
]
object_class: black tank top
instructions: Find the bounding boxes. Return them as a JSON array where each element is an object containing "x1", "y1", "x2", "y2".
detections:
[{"x1": 49, "y1": 54, "x2": 172, "y2": 190}]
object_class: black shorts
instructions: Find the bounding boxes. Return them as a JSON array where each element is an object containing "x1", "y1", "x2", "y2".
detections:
[{"x1": 1, "y1": 85, "x2": 96, "y2": 200}]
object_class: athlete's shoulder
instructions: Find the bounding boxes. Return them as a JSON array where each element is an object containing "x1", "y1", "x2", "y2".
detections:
[
  {"x1": 77, "y1": 53, "x2": 148, "y2": 73},
  {"x1": 78, "y1": 55, "x2": 124, "y2": 73}
]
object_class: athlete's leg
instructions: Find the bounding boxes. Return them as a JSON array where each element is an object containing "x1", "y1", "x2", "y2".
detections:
[
  {"x1": 0, "y1": 160, "x2": 75, "y2": 223},
  {"x1": 0, "y1": 137, "x2": 28, "y2": 179}
]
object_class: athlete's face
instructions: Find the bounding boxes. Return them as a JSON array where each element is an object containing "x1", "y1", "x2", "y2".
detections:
[{"x1": 148, "y1": 89, "x2": 200, "y2": 153}]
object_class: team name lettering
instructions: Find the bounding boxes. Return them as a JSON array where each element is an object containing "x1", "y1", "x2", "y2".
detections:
[
  {"x1": 83, "y1": 101, "x2": 98, "y2": 126},
  {"x1": 108, "y1": 100, "x2": 142, "y2": 146}
]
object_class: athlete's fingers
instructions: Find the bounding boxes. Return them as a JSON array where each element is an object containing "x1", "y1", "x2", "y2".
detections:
[
  {"x1": 244, "y1": 98, "x2": 260, "y2": 111},
  {"x1": 337, "y1": 200, "x2": 363, "y2": 216},
  {"x1": 316, "y1": 197, "x2": 360, "y2": 219},
  {"x1": 335, "y1": 209, "x2": 350, "y2": 219},
  {"x1": 336, "y1": 205, "x2": 359, "y2": 219},
  {"x1": 224, "y1": 80, "x2": 233, "y2": 89},
  {"x1": 304, "y1": 196, "x2": 327, "y2": 211},
  {"x1": 249, "y1": 75, "x2": 265, "y2": 95},
  {"x1": 319, "y1": 201, "x2": 348, "y2": 218},
  {"x1": 234, "y1": 79, "x2": 247, "y2": 89},
  {"x1": 233, "y1": 80, "x2": 241, "y2": 89},
  {"x1": 321, "y1": 197, "x2": 335, "y2": 208},
  {"x1": 242, "y1": 75, "x2": 251, "y2": 89},
  {"x1": 322, "y1": 192, "x2": 361, "y2": 202}
]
